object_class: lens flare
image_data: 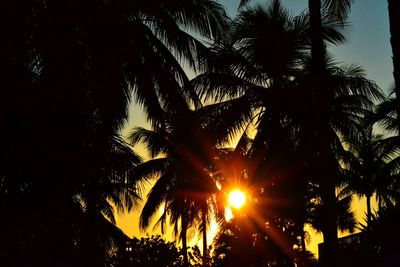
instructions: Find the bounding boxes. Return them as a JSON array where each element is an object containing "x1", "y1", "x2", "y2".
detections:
[{"x1": 228, "y1": 189, "x2": 246, "y2": 209}]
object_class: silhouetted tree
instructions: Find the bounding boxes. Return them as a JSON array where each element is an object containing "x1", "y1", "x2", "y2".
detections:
[
  {"x1": 307, "y1": 185, "x2": 357, "y2": 235},
  {"x1": 388, "y1": 0, "x2": 400, "y2": 125},
  {"x1": 366, "y1": 204, "x2": 400, "y2": 266},
  {"x1": 340, "y1": 125, "x2": 400, "y2": 225},
  {"x1": 192, "y1": 1, "x2": 382, "y2": 262},
  {"x1": 303, "y1": 1, "x2": 351, "y2": 264},
  {"x1": 130, "y1": 104, "x2": 221, "y2": 265},
  {"x1": 0, "y1": 0, "x2": 228, "y2": 265}
]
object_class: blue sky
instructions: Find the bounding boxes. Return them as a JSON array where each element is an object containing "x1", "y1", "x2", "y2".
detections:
[
  {"x1": 221, "y1": 0, "x2": 394, "y2": 93},
  {"x1": 126, "y1": 0, "x2": 394, "y2": 136},
  {"x1": 125, "y1": 0, "x2": 394, "y2": 133}
]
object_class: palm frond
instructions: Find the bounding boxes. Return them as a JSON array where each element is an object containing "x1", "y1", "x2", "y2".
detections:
[
  {"x1": 139, "y1": 172, "x2": 172, "y2": 230},
  {"x1": 129, "y1": 127, "x2": 169, "y2": 158},
  {"x1": 322, "y1": 0, "x2": 353, "y2": 23}
]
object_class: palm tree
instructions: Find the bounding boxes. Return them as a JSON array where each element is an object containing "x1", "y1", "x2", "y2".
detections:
[
  {"x1": 130, "y1": 107, "x2": 220, "y2": 265},
  {"x1": 193, "y1": 0, "x2": 382, "y2": 258},
  {"x1": 193, "y1": 2, "x2": 312, "y2": 250},
  {"x1": 303, "y1": 1, "x2": 352, "y2": 263},
  {"x1": 210, "y1": 133, "x2": 312, "y2": 267},
  {"x1": 238, "y1": 0, "x2": 350, "y2": 72},
  {"x1": 0, "y1": 132, "x2": 140, "y2": 266},
  {"x1": 76, "y1": 134, "x2": 143, "y2": 266},
  {"x1": 231, "y1": 4, "x2": 353, "y2": 258},
  {"x1": 0, "y1": 0, "x2": 228, "y2": 264},
  {"x1": 340, "y1": 125, "x2": 400, "y2": 225}
]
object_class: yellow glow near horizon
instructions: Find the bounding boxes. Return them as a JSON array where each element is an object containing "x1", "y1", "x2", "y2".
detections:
[
  {"x1": 228, "y1": 189, "x2": 246, "y2": 209},
  {"x1": 118, "y1": 104, "x2": 379, "y2": 259}
]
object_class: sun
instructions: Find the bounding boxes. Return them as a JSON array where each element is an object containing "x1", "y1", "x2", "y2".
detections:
[{"x1": 228, "y1": 189, "x2": 246, "y2": 209}]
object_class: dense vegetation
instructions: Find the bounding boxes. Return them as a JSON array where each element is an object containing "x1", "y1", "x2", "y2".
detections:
[{"x1": 0, "y1": 0, "x2": 399, "y2": 266}]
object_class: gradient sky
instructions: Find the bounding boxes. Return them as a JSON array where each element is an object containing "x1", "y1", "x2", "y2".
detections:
[
  {"x1": 125, "y1": 0, "x2": 394, "y2": 134},
  {"x1": 117, "y1": 0, "x2": 394, "y2": 258},
  {"x1": 222, "y1": 0, "x2": 394, "y2": 92}
]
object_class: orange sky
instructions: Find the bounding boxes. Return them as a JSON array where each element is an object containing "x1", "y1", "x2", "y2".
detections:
[
  {"x1": 118, "y1": 104, "x2": 377, "y2": 258},
  {"x1": 114, "y1": 174, "x2": 375, "y2": 258}
]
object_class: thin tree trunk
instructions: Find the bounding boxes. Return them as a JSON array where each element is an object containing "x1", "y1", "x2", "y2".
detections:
[
  {"x1": 301, "y1": 229, "x2": 307, "y2": 252},
  {"x1": 366, "y1": 195, "x2": 372, "y2": 227},
  {"x1": 182, "y1": 213, "x2": 189, "y2": 266},
  {"x1": 388, "y1": 0, "x2": 400, "y2": 128},
  {"x1": 202, "y1": 206, "x2": 208, "y2": 267}
]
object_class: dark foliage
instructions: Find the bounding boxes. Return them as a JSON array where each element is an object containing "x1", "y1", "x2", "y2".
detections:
[
  {"x1": 0, "y1": 0, "x2": 398, "y2": 266},
  {"x1": 120, "y1": 235, "x2": 203, "y2": 267},
  {"x1": 210, "y1": 216, "x2": 318, "y2": 267},
  {"x1": 0, "y1": 0, "x2": 227, "y2": 265}
]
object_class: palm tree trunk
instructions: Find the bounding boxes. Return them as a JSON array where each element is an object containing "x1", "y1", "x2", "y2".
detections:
[
  {"x1": 82, "y1": 202, "x2": 104, "y2": 267},
  {"x1": 308, "y1": 0, "x2": 326, "y2": 73},
  {"x1": 301, "y1": 229, "x2": 307, "y2": 252},
  {"x1": 388, "y1": 0, "x2": 400, "y2": 127},
  {"x1": 320, "y1": 180, "x2": 339, "y2": 266},
  {"x1": 202, "y1": 206, "x2": 208, "y2": 266},
  {"x1": 182, "y1": 214, "x2": 189, "y2": 266},
  {"x1": 366, "y1": 195, "x2": 372, "y2": 226},
  {"x1": 308, "y1": 0, "x2": 338, "y2": 264}
]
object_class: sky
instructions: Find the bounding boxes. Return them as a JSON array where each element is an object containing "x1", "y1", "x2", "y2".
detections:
[
  {"x1": 117, "y1": 0, "x2": 394, "y2": 258},
  {"x1": 222, "y1": 0, "x2": 394, "y2": 92}
]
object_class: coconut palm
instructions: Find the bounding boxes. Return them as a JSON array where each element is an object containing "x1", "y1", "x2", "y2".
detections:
[
  {"x1": 238, "y1": 0, "x2": 350, "y2": 72},
  {"x1": 193, "y1": 0, "x2": 382, "y2": 257},
  {"x1": 293, "y1": 60, "x2": 383, "y2": 267},
  {"x1": 0, "y1": 131, "x2": 141, "y2": 266},
  {"x1": 340, "y1": 125, "x2": 400, "y2": 225},
  {"x1": 192, "y1": 0, "x2": 311, "y2": 155},
  {"x1": 296, "y1": 64, "x2": 380, "y2": 245},
  {"x1": 233, "y1": 3, "x2": 352, "y2": 260},
  {"x1": 0, "y1": 0, "x2": 229, "y2": 193},
  {"x1": 130, "y1": 106, "x2": 220, "y2": 265},
  {"x1": 242, "y1": 1, "x2": 351, "y2": 263},
  {"x1": 302, "y1": 1, "x2": 352, "y2": 263},
  {"x1": 0, "y1": 0, "x2": 228, "y2": 265},
  {"x1": 210, "y1": 132, "x2": 313, "y2": 267},
  {"x1": 192, "y1": 2, "x2": 312, "y2": 248}
]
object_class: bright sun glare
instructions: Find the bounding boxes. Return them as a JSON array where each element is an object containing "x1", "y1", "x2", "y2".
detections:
[{"x1": 228, "y1": 189, "x2": 246, "y2": 209}]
